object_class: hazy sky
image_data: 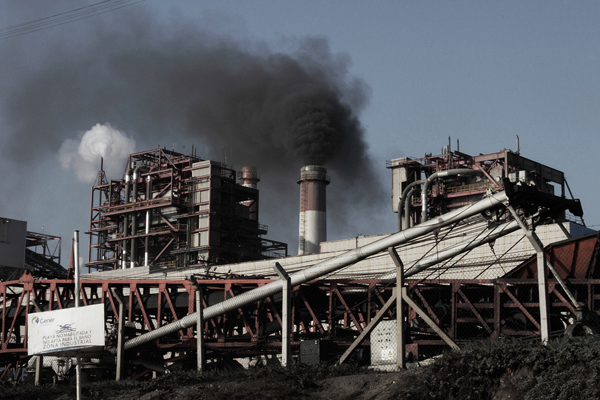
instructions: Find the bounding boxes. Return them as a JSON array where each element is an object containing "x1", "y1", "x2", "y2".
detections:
[{"x1": 1, "y1": 1, "x2": 599, "y2": 266}]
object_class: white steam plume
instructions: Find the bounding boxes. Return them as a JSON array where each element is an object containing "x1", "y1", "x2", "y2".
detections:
[{"x1": 58, "y1": 123, "x2": 135, "y2": 182}]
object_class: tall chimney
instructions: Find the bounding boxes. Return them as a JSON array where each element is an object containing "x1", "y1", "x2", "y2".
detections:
[
  {"x1": 297, "y1": 165, "x2": 330, "y2": 255},
  {"x1": 240, "y1": 166, "x2": 260, "y2": 221}
]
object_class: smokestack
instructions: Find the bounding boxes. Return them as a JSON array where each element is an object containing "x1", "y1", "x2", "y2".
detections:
[
  {"x1": 240, "y1": 166, "x2": 260, "y2": 221},
  {"x1": 297, "y1": 165, "x2": 330, "y2": 255},
  {"x1": 240, "y1": 166, "x2": 260, "y2": 189}
]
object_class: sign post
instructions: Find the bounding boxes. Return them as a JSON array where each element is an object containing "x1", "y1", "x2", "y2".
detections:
[{"x1": 28, "y1": 231, "x2": 104, "y2": 399}]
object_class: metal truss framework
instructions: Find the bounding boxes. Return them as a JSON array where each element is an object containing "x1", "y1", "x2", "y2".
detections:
[
  {"x1": 387, "y1": 147, "x2": 578, "y2": 229},
  {"x1": 87, "y1": 148, "x2": 287, "y2": 274},
  {"x1": 1, "y1": 231, "x2": 598, "y2": 380}
]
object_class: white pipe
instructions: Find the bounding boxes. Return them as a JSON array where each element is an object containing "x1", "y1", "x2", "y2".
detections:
[
  {"x1": 130, "y1": 167, "x2": 141, "y2": 269},
  {"x1": 121, "y1": 190, "x2": 509, "y2": 351},
  {"x1": 74, "y1": 230, "x2": 80, "y2": 308},
  {"x1": 122, "y1": 170, "x2": 132, "y2": 269},
  {"x1": 73, "y1": 230, "x2": 82, "y2": 400},
  {"x1": 145, "y1": 175, "x2": 151, "y2": 267},
  {"x1": 398, "y1": 179, "x2": 425, "y2": 231}
]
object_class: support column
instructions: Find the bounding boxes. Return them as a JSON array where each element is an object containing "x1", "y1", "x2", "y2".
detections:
[
  {"x1": 111, "y1": 288, "x2": 125, "y2": 381},
  {"x1": 32, "y1": 299, "x2": 43, "y2": 385},
  {"x1": 390, "y1": 247, "x2": 458, "y2": 353},
  {"x1": 188, "y1": 277, "x2": 205, "y2": 372},
  {"x1": 196, "y1": 286, "x2": 204, "y2": 372},
  {"x1": 74, "y1": 231, "x2": 82, "y2": 400},
  {"x1": 338, "y1": 248, "x2": 458, "y2": 366},
  {"x1": 273, "y1": 262, "x2": 292, "y2": 366},
  {"x1": 387, "y1": 247, "x2": 405, "y2": 370},
  {"x1": 507, "y1": 206, "x2": 550, "y2": 343}
]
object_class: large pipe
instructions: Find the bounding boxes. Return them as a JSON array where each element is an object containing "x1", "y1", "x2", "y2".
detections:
[
  {"x1": 397, "y1": 180, "x2": 425, "y2": 231},
  {"x1": 298, "y1": 165, "x2": 330, "y2": 255},
  {"x1": 122, "y1": 189, "x2": 510, "y2": 351},
  {"x1": 421, "y1": 169, "x2": 483, "y2": 222}
]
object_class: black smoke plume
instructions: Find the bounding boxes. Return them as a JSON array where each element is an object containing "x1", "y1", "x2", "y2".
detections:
[{"x1": 0, "y1": 7, "x2": 389, "y2": 250}]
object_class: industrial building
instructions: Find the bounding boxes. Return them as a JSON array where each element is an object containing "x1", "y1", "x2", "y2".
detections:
[
  {"x1": 0, "y1": 217, "x2": 65, "y2": 281},
  {"x1": 86, "y1": 148, "x2": 287, "y2": 273},
  {"x1": 0, "y1": 141, "x2": 597, "y2": 382}
]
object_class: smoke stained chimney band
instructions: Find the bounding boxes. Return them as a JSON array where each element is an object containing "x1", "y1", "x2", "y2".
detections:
[
  {"x1": 240, "y1": 166, "x2": 260, "y2": 221},
  {"x1": 298, "y1": 165, "x2": 330, "y2": 255},
  {"x1": 240, "y1": 166, "x2": 260, "y2": 189}
]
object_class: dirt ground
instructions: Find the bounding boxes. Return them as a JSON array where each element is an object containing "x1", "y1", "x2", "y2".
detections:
[
  {"x1": 2, "y1": 364, "x2": 433, "y2": 400},
  {"x1": 86, "y1": 370, "x2": 423, "y2": 400},
  {"x1": 8, "y1": 336, "x2": 600, "y2": 399}
]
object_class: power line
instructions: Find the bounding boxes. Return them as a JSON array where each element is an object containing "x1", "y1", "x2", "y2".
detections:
[{"x1": 0, "y1": 0, "x2": 147, "y2": 41}]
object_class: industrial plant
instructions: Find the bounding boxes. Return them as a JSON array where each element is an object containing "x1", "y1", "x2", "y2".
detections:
[{"x1": 0, "y1": 140, "x2": 597, "y2": 383}]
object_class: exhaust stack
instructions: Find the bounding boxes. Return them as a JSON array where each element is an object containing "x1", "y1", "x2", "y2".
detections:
[
  {"x1": 298, "y1": 165, "x2": 330, "y2": 255},
  {"x1": 240, "y1": 166, "x2": 260, "y2": 221}
]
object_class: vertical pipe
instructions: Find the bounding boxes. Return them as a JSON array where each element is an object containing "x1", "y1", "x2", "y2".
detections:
[
  {"x1": 535, "y1": 246, "x2": 550, "y2": 343},
  {"x1": 273, "y1": 263, "x2": 291, "y2": 367},
  {"x1": 74, "y1": 231, "x2": 80, "y2": 306},
  {"x1": 196, "y1": 286, "x2": 204, "y2": 372},
  {"x1": 111, "y1": 288, "x2": 125, "y2": 381},
  {"x1": 145, "y1": 175, "x2": 151, "y2": 267},
  {"x1": 74, "y1": 231, "x2": 82, "y2": 400},
  {"x1": 130, "y1": 168, "x2": 139, "y2": 269},
  {"x1": 33, "y1": 300, "x2": 42, "y2": 386},
  {"x1": 122, "y1": 171, "x2": 132, "y2": 269},
  {"x1": 388, "y1": 247, "x2": 406, "y2": 370},
  {"x1": 397, "y1": 180, "x2": 424, "y2": 231}
]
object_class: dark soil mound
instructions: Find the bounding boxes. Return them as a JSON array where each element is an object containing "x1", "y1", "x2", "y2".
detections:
[{"x1": 4, "y1": 336, "x2": 600, "y2": 399}]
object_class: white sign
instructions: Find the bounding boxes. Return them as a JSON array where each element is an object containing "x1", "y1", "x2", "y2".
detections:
[{"x1": 28, "y1": 304, "x2": 105, "y2": 356}]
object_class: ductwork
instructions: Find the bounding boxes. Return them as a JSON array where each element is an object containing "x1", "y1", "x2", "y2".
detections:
[
  {"x1": 421, "y1": 169, "x2": 483, "y2": 222},
  {"x1": 397, "y1": 179, "x2": 425, "y2": 231},
  {"x1": 121, "y1": 189, "x2": 510, "y2": 351},
  {"x1": 122, "y1": 168, "x2": 133, "y2": 270}
]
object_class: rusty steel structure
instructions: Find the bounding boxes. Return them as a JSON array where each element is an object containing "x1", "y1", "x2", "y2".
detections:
[
  {"x1": 0, "y1": 143, "x2": 595, "y2": 382},
  {"x1": 0, "y1": 231, "x2": 598, "y2": 379},
  {"x1": 87, "y1": 148, "x2": 287, "y2": 273},
  {"x1": 388, "y1": 140, "x2": 574, "y2": 230}
]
